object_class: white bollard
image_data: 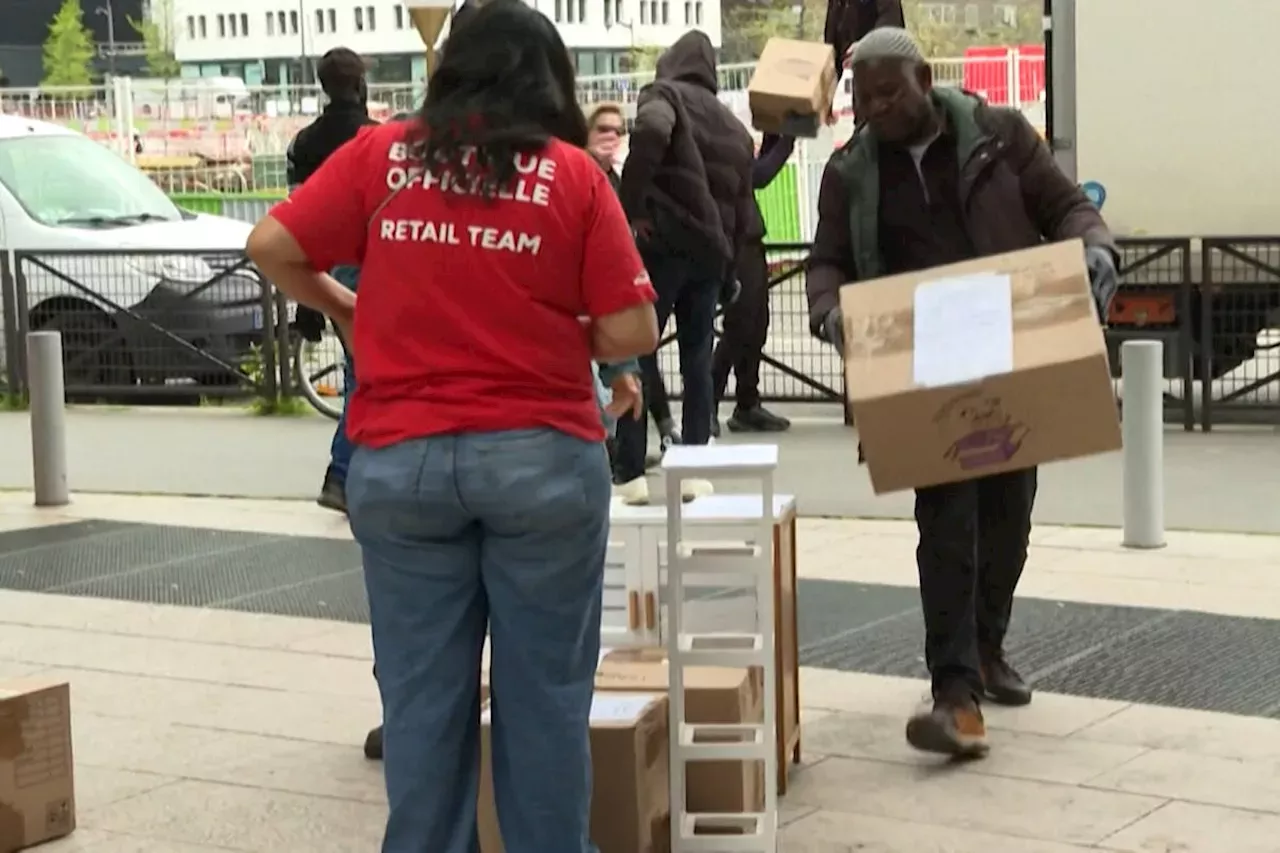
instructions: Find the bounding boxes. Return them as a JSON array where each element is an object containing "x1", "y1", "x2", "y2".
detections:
[
  {"x1": 27, "y1": 331, "x2": 69, "y2": 508},
  {"x1": 1121, "y1": 340, "x2": 1164, "y2": 548}
]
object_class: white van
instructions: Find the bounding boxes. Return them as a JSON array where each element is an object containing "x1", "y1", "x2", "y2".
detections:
[{"x1": 0, "y1": 115, "x2": 273, "y2": 391}]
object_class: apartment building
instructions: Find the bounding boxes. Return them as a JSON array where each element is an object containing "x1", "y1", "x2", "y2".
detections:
[{"x1": 169, "y1": 0, "x2": 722, "y2": 85}]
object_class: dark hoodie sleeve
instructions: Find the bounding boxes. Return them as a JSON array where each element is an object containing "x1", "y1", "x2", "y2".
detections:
[
  {"x1": 753, "y1": 134, "x2": 795, "y2": 190},
  {"x1": 806, "y1": 159, "x2": 857, "y2": 337},
  {"x1": 619, "y1": 91, "x2": 676, "y2": 220}
]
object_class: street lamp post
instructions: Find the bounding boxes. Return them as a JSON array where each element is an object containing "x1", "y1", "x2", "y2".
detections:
[
  {"x1": 405, "y1": 0, "x2": 456, "y2": 81},
  {"x1": 298, "y1": 0, "x2": 309, "y2": 84},
  {"x1": 96, "y1": 1, "x2": 117, "y2": 78}
]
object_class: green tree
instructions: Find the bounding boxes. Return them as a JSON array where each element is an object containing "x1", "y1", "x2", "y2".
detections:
[
  {"x1": 624, "y1": 45, "x2": 663, "y2": 73},
  {"x1": 907, "y1": 0, "x2": 1043, "y2": 58},
  {"x1": 130, "y1": 0, "x2": 181, "y2": 78},
  {"x1": 42, "y1": 0, "x2": 96, "y2": 87}
]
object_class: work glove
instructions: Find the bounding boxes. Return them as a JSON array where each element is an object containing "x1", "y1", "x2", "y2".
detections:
[
  {"x1": 821, "y1": 307, "x2": 846, "y2": 355},
  {"x1": 719, "y1": 278, "x2": 742, "y2": 308},
  {"x1": 1085, "y1": 245, "x2": 1119, "y2": 324},
  {"x1": 295, "y1": 305, "x2": 326, "y2": 343}
]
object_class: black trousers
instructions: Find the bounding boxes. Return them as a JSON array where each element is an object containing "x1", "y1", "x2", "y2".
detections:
[
  {"x1": 712, "y1": 240, "x2": 770, "y2": 409},
  {"x1": 914, "y1": 467, "x2": 1038, "y2": 695}
]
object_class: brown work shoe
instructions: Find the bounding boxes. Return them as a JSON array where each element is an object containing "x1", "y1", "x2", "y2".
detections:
[
  {"x1": 905, "y1": 685, "x2": 989, "y2": 758},
  {"x1": 981, "y1": 652, "x2": 1033, "y2": 707}
]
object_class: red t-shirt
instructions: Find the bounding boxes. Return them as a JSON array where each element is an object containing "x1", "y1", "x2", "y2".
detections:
[{"x1": 269, "y1": 123, "x2": 656, "y2": 446}]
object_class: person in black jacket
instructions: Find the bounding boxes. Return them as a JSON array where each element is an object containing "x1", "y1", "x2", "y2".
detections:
[
  {"x1": 823, "y1": 0, "x2": 906, "y2": 117},
  {"x1": 287, "y1": 48, "x2": 378, "y2": 515},
  {"x1": 614, "y1": 30, "x2": 755, "y2": 505},
  {"x1": 712, "y1": 133, "x2": 795, "y2": 435}
]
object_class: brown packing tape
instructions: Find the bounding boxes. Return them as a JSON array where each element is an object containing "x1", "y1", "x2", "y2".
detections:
[
  {"x1": 844, "y1": 274, "x2": 1093, "y2": 360},
  {"x1": 638, "y1": 698, "x2": 671, "y2": 853}
]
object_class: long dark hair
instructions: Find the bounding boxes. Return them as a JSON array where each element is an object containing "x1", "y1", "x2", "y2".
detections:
[{"x1": 411, "y1": 0, "x2": 586, "y2": 199}]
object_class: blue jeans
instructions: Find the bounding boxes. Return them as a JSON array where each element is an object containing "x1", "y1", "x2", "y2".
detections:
[
  {"x1": 329, "y1": 266, "x2": 360, "y2": 482},
  {"x1": 347, "y1": 429, "x2": 610, "y2": 853},
  {"x1": 612, "y1": 249, "x2": 720, "y2": 482}
]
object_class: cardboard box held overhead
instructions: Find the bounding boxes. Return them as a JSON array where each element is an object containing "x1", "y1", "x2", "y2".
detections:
[
  {"x1": 477, "y1": 692, "x2": 668, "y2": 853},
  {"x1": 840, "y1": 240, "x2": 1122, "y2": 494},
  {"x1": 0, "y1": 679, "x2": 75, "y2": 853},
  {"x1": 747, "y1": 38, "x2": 837, "y2": 138}
]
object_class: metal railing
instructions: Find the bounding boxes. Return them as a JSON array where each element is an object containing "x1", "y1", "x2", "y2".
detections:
[
  {"x1": 0, "y1": 239, "x2": 1273, "y2": 429},
  {"x1": 654, "y1": 238, "x2": 1280, "y2": 429},
  {"x1": 0, "y1": 250, "x2": 293, "y2": 404}
]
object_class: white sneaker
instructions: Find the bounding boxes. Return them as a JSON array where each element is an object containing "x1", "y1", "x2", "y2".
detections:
[
  {"x1": 615, "y1": 476, "x2": 650, "y2": 506},
  {"x1": 680, "y1": 479, "x2": 714, "y2": 502}
]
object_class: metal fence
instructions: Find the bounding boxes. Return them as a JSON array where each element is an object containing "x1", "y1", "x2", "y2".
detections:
[
  {"x1": 655, "y1": 238, "x2": 1280, "y2": 429},
  {"x1": 2, "y1": 51, "x2": 1045, "y2": 198},
  {"x1": 0, "y1": 250, "x2": 293, "y2": 404},
  {"x1": 0, "y1": 240, "x2": 1274, "y2": 429}
]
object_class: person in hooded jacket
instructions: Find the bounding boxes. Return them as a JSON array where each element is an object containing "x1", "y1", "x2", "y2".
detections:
[
  {"x1": 287, "y1": 47, "x2": 379, "y2": 514},
  {"x1": 614, "y1": 30, "x2": 756, "y2": 506}
]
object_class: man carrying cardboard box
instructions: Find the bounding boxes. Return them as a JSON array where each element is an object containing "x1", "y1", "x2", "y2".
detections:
[{"x1": 804, "y1": 28, "x2": 1120, "y2": 758}]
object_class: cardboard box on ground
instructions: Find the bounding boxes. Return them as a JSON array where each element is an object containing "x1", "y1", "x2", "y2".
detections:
[
  {"x1": 477, "y1": 651, "x2": 764, "y2": 853},
  {"x1": 747, "y1": 38, "x2": 837, "y2": 138},
  {"x1": 0, "y1": 679, "x2": 75, "y2": 853},
  {"x1": 477, "y1": 692, "x2": 669, "y2": 853},
  {"x1": 840, "y1": 239, "x2": 1123, "y2": 494}
]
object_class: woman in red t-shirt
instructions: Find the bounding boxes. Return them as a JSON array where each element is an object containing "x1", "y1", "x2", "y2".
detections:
[{"x1": 246, "y1": 3, "x2": 658, "y2": 849}]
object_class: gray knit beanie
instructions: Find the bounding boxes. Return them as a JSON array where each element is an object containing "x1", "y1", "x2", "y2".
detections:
[{"x1": 851, "y1": 27, "x2": 925, "y2": 65}]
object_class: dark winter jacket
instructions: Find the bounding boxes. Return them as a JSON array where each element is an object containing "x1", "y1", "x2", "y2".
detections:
[
  {"x1": 806, "y1": 87, "x2": 1117, "y2": 336},
  {"x1": 619, "y1": 31, "x2": 755, "y2": 272},
  {"x1": 823, "y1": 0, "x2": 906, "y2": 80},
  {"x1": 287, "y1": 100, "x2": 378, "y2": 189}
]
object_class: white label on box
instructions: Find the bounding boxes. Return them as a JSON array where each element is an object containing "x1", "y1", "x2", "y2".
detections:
[
  {"x1": 912, "y1": 273, "x2": 1014, "y2": 387},
  {"x1": 590, "y1": 692, "x2": 655, "y2": 722}
]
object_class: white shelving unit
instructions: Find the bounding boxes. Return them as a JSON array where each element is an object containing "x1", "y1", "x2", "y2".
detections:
[{"x1": 662, "y1": 444, "x2": 779, "y2": 853}]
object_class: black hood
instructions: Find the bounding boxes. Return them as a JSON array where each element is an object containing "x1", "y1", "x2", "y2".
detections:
[{"x1": 655, "y1": 30, "x2": 717, "y2": 93}]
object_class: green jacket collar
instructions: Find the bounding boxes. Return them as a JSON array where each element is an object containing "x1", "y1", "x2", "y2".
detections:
[{"x1": 836, "y1": 87, "x2": 989, "y2": 280}]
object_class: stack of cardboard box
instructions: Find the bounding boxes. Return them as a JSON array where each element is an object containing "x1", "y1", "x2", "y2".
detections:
[{"x1": 477, "y1": 650, "x2": 765, "y2": 852}]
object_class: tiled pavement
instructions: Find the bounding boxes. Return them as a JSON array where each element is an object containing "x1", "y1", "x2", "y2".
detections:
[{"x1": 3, "y1": 492, "x2": 1279, "y2": 852}]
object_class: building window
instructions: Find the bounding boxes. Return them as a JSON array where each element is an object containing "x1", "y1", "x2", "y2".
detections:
[
  {"x1": 217, "y1": 13, "x2": 226, "y2": 37},
  {"x1": 395, "y1": 4, "x2": 405, "y2": 28},
  {"x1": 603, "y1": 0, "x2": 612, "y2": 26},
  {"x1": 963, "y1": 3, "x2": 979, "y2": 27},
  {"x1": 328, "y1": 9, "x2": 337, "y2": 30},
  {"x1": 198, "y1": 15, "x2": 206, "y2": 37},
  {"x1": 683, "y1": 1, "x2": 690, "y2": 23},
  {"x1": 639, "y1": 2, "x2": 646, "y2": 23},
  {"x1": 920, "y1": 3, "x2": 957, "y2": 24},
  {"x1": 554, "y1": 0, "x2": 563, "y2": 21},
  {"x1": 229, "y1": 14, "x2": 238, "y2": 36},
  {"x1": 568, "y1": 0, "x2": 576, "y2": 22},
  {"x1": 240, "y1": 12, "x2": 249, "y2": 34},
  {"x1": 277, "y1": 11, "x2": 286, "y2": 32},
  {"x1": 660, "y1": 0, "x2": 668, "y2": 23},
  {"x1": 694, "y1": 0, "x2": 702, "y2": 23},
  {"x1": 995, "y1": 3, "x2": 1018, "y2": 26},
  {"x1": 355, "y1": 7, "x2": 365, "y2": 29},
  {"x1": 186, "y1": 15, "x2": 196, "y2": 39},
  {"x1": 290, "y1": 9, "x2": 299, "y2": 32},
  {"x1": 614, "y1": 0, "x2": 622, "y2": 21},
  {"x1": 367, "y1": 5, "x2": 377, "y2": 29}
]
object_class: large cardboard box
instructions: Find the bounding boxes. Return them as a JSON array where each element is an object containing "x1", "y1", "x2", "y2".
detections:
[
  {"x1": 0, "y1": 679, "x2": 75, "y2": 853},
  {"x1": 747, "y1": 38, "x2": 837, "y2": 137},
  {"x1": 596, "y1": 649, "x2": 764, "y2": 814},
  {"x1": 477, "y1": 692, "x2": 669, "y2": 853},
  {"x1": 840, "y1": 240, "x2": 1122, "y2": 494}
]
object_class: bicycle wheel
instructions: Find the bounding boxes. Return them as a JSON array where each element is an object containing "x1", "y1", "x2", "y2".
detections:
[{"x1": 293, "y1": 328, "x2": 347, "y2": 421}]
